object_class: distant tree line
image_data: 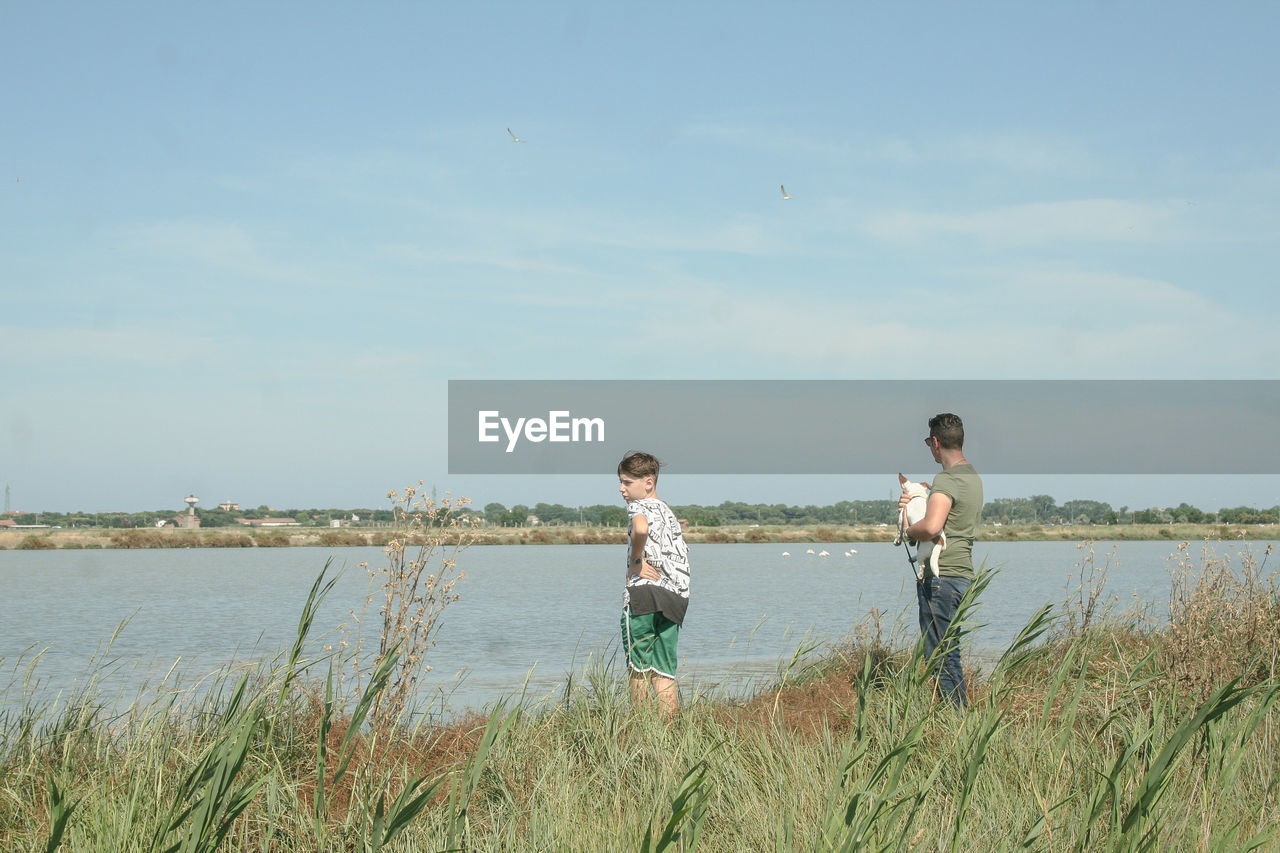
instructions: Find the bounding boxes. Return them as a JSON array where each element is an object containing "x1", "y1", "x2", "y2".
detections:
[
  {"x1": 8, "y1": 496, "x2": 1277, "y2": 530},
  {"x1": 480, "y1": 498, "x2": 1278, "y2": 528},
  {"x1": 3, "y1": 505, "x2": 397, "y2": 530}
]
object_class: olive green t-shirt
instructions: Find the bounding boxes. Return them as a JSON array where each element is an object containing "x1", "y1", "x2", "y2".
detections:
[{"x1": 930, "y1": 462, "x2": 982, "y2": 580}]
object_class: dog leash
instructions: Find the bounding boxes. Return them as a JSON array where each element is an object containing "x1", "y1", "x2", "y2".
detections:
[
  {"x1": 901, "y1": 537, "x2": 923, "y2": 581},
  {"x1": 897, "y1": 526, "x2": 924, "y2": 582}
]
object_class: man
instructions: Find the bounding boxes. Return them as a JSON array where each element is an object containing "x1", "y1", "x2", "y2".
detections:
[{"x1": 899, "y1": 412, "x2": 983, "y2": 708}]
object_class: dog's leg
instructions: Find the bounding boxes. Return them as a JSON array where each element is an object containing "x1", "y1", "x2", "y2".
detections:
[
  {"x1": 917, "y1": 541, "x2": 933, "y2": 579},
  {"x1": 928, "y1": 533, "x2": 947, "y2": 578}
]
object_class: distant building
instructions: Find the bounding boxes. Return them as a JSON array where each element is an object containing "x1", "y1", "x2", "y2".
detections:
[
  {"x1": 218, "y1": 501, "x2": 241, "y2": 511},
  {"x1": 180, "y1": 494, "x2": 201, "y2": 528},
  {"x1": 235, "y1": 517, "x2": 301, "y2": 527}
]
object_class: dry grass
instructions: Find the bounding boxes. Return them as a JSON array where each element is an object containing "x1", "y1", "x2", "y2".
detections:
[
  {"x1": 1165, "y1": 539, "x2": 1278, "y2": 698},
  {"x1": 286, "y1": 686, "x2": 486, "y2": 824}
]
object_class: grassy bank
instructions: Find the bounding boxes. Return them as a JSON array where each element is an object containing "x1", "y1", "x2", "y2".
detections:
[
  {"x1": 3, "y1": 521, "x2": 1276, "y2": 550},
  {"x1": 2, "y1": 539, "x2": 1278, "y2": 850}
]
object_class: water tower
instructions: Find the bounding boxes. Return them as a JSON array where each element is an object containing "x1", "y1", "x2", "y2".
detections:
[{"x1": 175, "y1": 494, "x2": 202, "y2": 529}]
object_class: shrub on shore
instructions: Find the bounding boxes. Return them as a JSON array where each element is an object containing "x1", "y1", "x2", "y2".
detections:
[
  {"x1": 318, "y1": 530, "x2": 370, "y2": 547},
  {"x1": 250, "y1": 530, "x2": 291, "y2": 547},
  {"x1": 1164, "y1": 540, "x2": 1277, "y2": 698},
  {"x1": 107, "y1": 529, "x2": 172, "y2": 549},
  {"x1": 201, "y1": 531, "x2": 254, "y2": 547}
]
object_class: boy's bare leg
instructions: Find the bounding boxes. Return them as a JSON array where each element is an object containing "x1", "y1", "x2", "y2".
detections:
[
  {"x1": 630, "y1": 673, "x2": 651, "y2": 708},
  {"x1": 630, "y1": 673, "x2": 677, "y2": 717},
  {"x1": 652, "y1": 675, "x2": 678, "y2": 717}
]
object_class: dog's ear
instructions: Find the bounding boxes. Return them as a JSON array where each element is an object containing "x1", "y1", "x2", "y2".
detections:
[
  {"x1": 897, "y1": 473, "x2": 907, "y2": 485},
  {"x1": 920, "y1": 481, "x2": 931, "y2": 491}
]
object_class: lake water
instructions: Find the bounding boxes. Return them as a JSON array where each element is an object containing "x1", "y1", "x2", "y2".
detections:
[{"x1": 0, "y1": 539, "x2": 1269, "y2": 719}]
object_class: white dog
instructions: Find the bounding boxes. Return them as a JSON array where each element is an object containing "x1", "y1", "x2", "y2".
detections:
[{"x1": 895, "y1": 473, "x2": 946, "y2": 581}]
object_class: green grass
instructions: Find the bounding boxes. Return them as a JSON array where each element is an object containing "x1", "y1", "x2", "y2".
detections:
[{"x1": 2, "y1": 542, "x2": 1278, "y2": 851}]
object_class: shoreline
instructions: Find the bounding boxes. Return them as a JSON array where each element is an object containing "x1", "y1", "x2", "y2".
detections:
[{"x1": 2, "y1": 521, "x2": 1276, "y2": 550}]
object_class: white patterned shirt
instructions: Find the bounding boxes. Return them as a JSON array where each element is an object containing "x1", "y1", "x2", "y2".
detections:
[{"x1": 624, "y1": 497, "x2": 690, "y2": 623}]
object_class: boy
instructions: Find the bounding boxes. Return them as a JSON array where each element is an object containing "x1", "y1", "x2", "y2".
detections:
[{"x1": 617, "y1": 450, "x2": 690, "y2": 717}]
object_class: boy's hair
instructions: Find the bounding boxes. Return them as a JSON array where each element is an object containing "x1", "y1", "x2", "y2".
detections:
[
  {"x1": 618, "y1": 450, "x2": 663, "y2": 481},
  {"x1": 928, "y1": 413, "x2": 965, "y2": 450}
]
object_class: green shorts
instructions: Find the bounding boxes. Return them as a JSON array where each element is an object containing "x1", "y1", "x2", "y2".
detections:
[{"x1": 621, "y1": 608, "x2": 679, "y2": 679}]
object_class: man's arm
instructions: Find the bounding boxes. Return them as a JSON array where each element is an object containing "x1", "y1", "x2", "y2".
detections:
[{"x1": 905, "y1": 492, "x2": 952, "y2": 541}]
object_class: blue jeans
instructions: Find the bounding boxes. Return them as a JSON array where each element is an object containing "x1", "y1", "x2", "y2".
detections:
[{"x1": 917, "y1": 576, "x2": 971, "y2": 708}]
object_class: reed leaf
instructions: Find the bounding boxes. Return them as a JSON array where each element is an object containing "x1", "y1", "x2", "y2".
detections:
[
  {"x1": 990, "y1": 602, "x2": 1056, "y2": 691},
  {"x1": 276, "y1": 560, "x2": 339, "y2": 711},
  {"x1": 151, "y1": 684, "x2": 265, "y2": 853},
  {"x1": 43, "y1": 774, "x2": 79, "y2": 853},
  {"x1": 446, "y1": 703, "x2": 517, "y2": 851},
  {"x1": 1120, "y1": 678, "x2": 1256, "y2": 839},
  {"x1": 948, "y1": 707, "x2": 1006, "y2": 853},
  {"x1": 329, "y1": 638, "x2": 402, "y2": 796},
  {"x1": 830, "y1": 718, "x2": 927, "y2": 849},
  {"x1": 362, "y1": 764, "x2": 452, "y2": 853},
  {"x1": 640, "y1": 758, "x2": 712, "y2": 853},
  {"x1": 312, "y1": 662, "x2": 336, "y2": 836}
]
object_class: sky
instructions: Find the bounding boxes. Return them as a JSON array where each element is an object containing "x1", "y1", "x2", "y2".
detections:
[{"x1": 3, "y1": 2, "x2": 1278, "y2": 515}]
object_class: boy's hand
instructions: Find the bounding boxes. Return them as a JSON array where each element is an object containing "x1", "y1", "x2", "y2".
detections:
[{"x1": 638, "y1": 560, "x2": 660, "y2": 581}]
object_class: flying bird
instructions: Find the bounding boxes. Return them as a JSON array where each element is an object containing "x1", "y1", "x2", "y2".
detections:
[
  {"x1": 507, "y1": 128, "x2": 526, "y2": 143},
  {"x1": 780, "y1": 184, "x2": 792, "y2": 200}
]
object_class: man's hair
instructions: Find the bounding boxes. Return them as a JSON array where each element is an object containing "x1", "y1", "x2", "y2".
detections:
[
  {"x1": 928, "y1": 413, "x2": 965, "y2": 450},
  {"x1": 618, "y1": 450, "x2": 662, "y2": 480}
]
